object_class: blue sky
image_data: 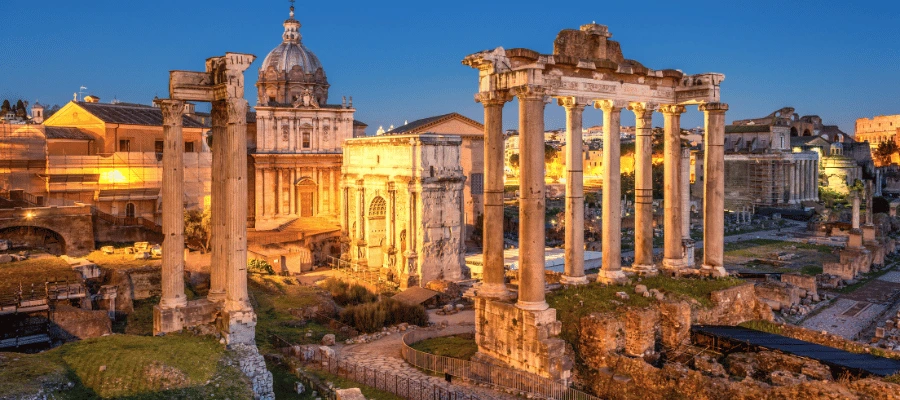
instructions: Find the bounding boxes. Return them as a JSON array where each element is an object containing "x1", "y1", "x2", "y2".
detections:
[{"x1": 2, "y1": 0, "x2": 898, "y2": 134}]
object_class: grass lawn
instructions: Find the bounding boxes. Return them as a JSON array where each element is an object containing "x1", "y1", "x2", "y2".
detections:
[
  {"x1": 0, "y1": 334, "x2": 252, "y2": 399},
  {"x1": 86, "y1": 250, "x2": 161, "y2": 271},
  {"x1": 250, "y1": 274, "x2": 342, "y2": 351},
  {"x1": 0, "y1": 256, "x2": 77, "y2": 289},
  {"x1": 410, "y1": 333, "x2": 478, "y2": 361}
]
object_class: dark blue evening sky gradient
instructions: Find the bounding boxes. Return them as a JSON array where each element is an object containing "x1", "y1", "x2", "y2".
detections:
[{"x1": 2, "y1": 0, "x2": 898, "y2": 134}]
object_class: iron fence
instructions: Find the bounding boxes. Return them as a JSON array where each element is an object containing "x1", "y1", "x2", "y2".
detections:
[{"x1": 401, "y1": 330, "x2": 602, "y2": 400}]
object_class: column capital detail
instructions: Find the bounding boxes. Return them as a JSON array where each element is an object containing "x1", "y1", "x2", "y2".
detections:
[
  {"x1": 659, "y1": 104, "x2": 686, "y2": 115},
  {"x1": 155, "y1": 99, "x2": 185, "y2": 126},
  {"x1": 226, "y1": 98, "x2": 248, "y2": 125},
  {"x1": 557, "y1": 96, "x2": 591, "y2": 110},
  {"x1": 627, "y1": 102, "x2": 658, "y2": 119},
  {"x1": 699, "y1": 102, "x2": 729, "y2": 113},
  {"x1": 594, "y1": 99, "x2": 628, "y2": 112},
  {"x1": 513, "y1": 85, "x2": 546, "y2": 101},
  {"x1": 475, "y1": 90, "x2": 513, "y2": 106}
]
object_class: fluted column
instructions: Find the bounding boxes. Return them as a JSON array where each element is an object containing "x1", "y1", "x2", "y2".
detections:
[
  {"x1": 208, "y1": 100, "x2": 227, "y2": 302},
  {"x1": 851, "y1": 191, "x2": 861, "y2": 230},
  {"x1": 681, "y1": 146, "x2": 695, "y2": 268},
  {"x1": 628, "y1": 102, "x2": 657, "y2": 274},
  {"x1": 475, "y1": 90, "x2": 512, "y2": 299},
  {"x1": 560, "y1": 97, "x2": 588, "y2": 285},
  {"x1": 224, "y1": 97, "x2": 252, "y2": 313},
  {"x1": 661, "y1": 105, "x2": 686, "y2": 271},
  {"x1": 596, "y1": 100, "x2": 627, "y2": 284},
  {"x1": 515, "y1": 85, "x2": 548, "y2": 310},
  {"x1": 275, "y1": 168, "x2": 282, "y2": 216},
  {"x1": 700, "y1": 102, "x2": 729, "y2": 277},
  {"x1": 791, "y1": 162, "x2": 798, "y2": 204},
  {"x1": 157, "y1": 99, "x2": 187, "y2": 309}
]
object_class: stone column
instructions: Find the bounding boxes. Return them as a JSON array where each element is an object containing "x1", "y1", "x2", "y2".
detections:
[
  {"x1": 660, "y1": 105, "x2": 686, "y2": 271},
  {"x1": 851, "y1": 191, "x2": 861, "y2": 230},
  {"x1": 224, "y1": 97, "x2": 252, "y2": 313},
  {"x1": 628, "y1": 102, "x2": 657, "y2": 274},
  {"x1": 813, "y1": 160, "x2": 819, "y2": 201},
  {"x1": 208, "y1": 100, "x2": 227, "y2": 302},
  {"x1": 157, "y1": 99, "x2": 187, "y2": 310},
  {"x1": 515, "y1": 85, "x2": 548, "y2": 310},
  {"x1": 700, "y1": 102, "x2": 729, "y2": 277},
  {"x1": 792, "y1": 162, "x2": 799, "y2": 204},
  {"x1": 596, "y1": 100, "x2": 627, "y2": 284},
  {"x1": 475, "y1": 91, "x2": 511, "y2": 299},
  {"x1": 559, "y1": 97, "x2": 588, "y2": 285},
  {"x1": 356, "y1": 180, "x2": 367, "y2": 264},
  {"x1": 681, "y1": 146, "x2": 695, "y2": 268},
  {"x1": 254, "y1": 169, "x2": 263, "y2": 222},
  {"x1": 403, "y1": 187, "x2": 419, "y2": 287},
  {"x1": 290, "y1": 169, "x2": 297, "y2": 215},
  {"x1": 275, "y1": 168, "x2": 282, "y2": 216}
]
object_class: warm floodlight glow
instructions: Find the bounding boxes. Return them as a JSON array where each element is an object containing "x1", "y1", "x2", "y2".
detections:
[
  {"x1": 24, "y1": 211, "x2": 34, "y2": 219},
  {"x1": 100, "y1": 169, "x2": 128, "y2": 184}
]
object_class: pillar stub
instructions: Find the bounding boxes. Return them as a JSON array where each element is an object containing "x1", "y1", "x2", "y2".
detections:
[
  {"x1": 701, "y1": 264, "x2": 729, "y2": 278},
  {"x1": 597, "y1": 269, "x2": 628, "y2": 285},
  {"x1": 628, "y1": 264, "x2": 659, "y2": 276},
  {"x1": 560, "y1": 275, "x2": 589, "y2": 285}
]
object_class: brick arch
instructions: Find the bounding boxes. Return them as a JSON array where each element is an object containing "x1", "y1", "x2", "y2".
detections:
[
  {"x1": 0, "y1": 225, "x2": 66, "y2": 255},
  {"x1": 0, "y1": 208, "x2": 95, "y2": 256}
]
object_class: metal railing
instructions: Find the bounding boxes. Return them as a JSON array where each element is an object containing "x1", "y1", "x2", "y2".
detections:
[
  {"x1": 401, "y1": 329, "x2": 602, "y2": 400},
  {"x1": 92, "y1": 207, "x2": 162, "y2": 233},
  {"x1": 327, "y1": 256, "x2": 399, "y2": 294}
]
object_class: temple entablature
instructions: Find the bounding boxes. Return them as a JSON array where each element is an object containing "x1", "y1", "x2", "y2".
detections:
[{"x1": 463, "y1": 25, "x2": 724, "y2": 106}]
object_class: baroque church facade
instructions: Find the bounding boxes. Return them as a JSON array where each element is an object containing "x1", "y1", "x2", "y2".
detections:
[{"x1": 249, "y1": 6, "x2": 365, "y2": 231}]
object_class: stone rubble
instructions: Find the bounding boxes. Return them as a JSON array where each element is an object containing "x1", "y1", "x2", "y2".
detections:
[{"x1": 230, "y1": 343, "x2": 275, "y2": 400}]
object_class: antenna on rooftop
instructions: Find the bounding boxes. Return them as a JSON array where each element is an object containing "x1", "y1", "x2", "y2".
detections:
[{"x1": 78, "y1": 86, "x2": 88, "y2": 102}]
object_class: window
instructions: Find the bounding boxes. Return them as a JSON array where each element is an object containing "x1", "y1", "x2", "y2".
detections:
[
  {"x1": 471, "y1": 173, "x2": 484, "y2": 195},
  {"x1": 119, "y1": 139, "x2": 131, "y2": 152},
  {"x1": 154, "y1": 140, "x2": 164, "y2": 153},
  {"x1": 125, "y1": 203, "x2": 136, "y2": 218},
  {"x1": 302, "y1": 131, "x2": 311, "y2": 149},
  {"x1": 184, "y1": 141, "x2": 195, "y2": 153}
]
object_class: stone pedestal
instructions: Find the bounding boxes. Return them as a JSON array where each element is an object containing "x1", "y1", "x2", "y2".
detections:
[
  {"x1": 221, "y1": 308, "x2": 258, "y2": 345},
  {"x1": 473, "y1": 297, "x2": 572, "y2": 383}
]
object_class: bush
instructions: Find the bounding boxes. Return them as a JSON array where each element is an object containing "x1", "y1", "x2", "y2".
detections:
[
  {"x1": 340, "y1": 298, "x2": 429, "y2": 333},
  {"x1": 321, "y1": 278, "x2": 377, "y2": 306},
  {"x1": 248, "y1": 259, "x2": 275, "y2": 275}
]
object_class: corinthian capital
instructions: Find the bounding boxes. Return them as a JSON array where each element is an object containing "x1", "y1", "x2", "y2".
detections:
[
  {"x1": 627, "y1": 102, "x2": 658, "y2": 119},
  {"x1": 593, "y1": 99, "x2": 628, "y2": 112},
  {"x1": 659, "y1": 104, "x2": 686, "y2": 115},
  {"x1": 699, "y1": 102, "x2": 729, "y2": 113},
  {"x1": 514, "y1": 85, "x2": 546, "y2": 101},
  {"x1": 475, "y1": 90, "x2": 513, "y2": 106},
  {"x1": 557, "y1": 96, "x2": 590, "y2": 110},
  {"x1": 155, "y1": 99, "x2": 185, "y2": 126},
  {"x1": 226, "y1": 98, "x2": 248, "y2": 125}
]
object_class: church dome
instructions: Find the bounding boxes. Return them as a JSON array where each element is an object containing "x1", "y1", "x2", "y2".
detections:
[{"x1": 257, "y1": 5, "x2": 330, "y2": 106}]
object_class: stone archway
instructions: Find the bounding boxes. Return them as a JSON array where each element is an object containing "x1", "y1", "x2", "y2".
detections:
[
  {"x1": 367, "y1": 196, "x2": 387, "y2": 268},
  {"x1": 295, "y1": 178, "x2": 317, "y2": 217},
  {"x1": 0, "y1": 226, "x2": 66, "y2": 255}
]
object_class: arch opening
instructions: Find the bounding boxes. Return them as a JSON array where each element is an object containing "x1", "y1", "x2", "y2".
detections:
[{"x1": 0, "y1": 226, "x2": 66, "y2": 255}]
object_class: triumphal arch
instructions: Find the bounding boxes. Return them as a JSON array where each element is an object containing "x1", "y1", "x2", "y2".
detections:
[
  {"x1": 152, "y1": 53, "x2": 259, "y2": 346},
  {"x1": 463, "y1": 23, "x2": 728, "y2": 381}
]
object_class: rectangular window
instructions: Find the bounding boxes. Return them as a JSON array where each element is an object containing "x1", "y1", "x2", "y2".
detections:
[
  {"x1": 119, "y1": 139, "x2": 131, "y2": 152},
  {"x1": 302, "y1": 132, "x2": 311, "y2": 149},
  {"x1": 471, "y1": 173, "x2": 484, "y2": 195},
  {"x1": 154, "y1": 140, "x2": 164, "y2": 153},
  {"x1": 184, "y1": 141, "x2": 195, "y2": 152}
]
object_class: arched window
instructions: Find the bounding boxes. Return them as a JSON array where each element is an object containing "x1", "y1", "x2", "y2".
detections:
[{"x1": 369, "y1": 196, "x2": 386, "y2": 218}]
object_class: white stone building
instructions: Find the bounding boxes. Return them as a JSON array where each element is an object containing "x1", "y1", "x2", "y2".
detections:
[{"x1": 341, "y1": 134, "x2": 466, "y2": 288}]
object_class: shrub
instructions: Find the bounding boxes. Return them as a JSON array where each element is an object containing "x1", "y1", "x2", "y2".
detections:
[
  {"x1": 248, "y1": 259, "x2": 275, "y2": 275},
  {"x1": 340, "y1": 298, "x2": 428, "y2": 333},
  {"x1": 321, "y1": 278, "x2": 377, "y2": 306}
]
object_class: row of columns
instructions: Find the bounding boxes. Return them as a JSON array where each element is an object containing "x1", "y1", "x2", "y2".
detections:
[
  {"x1": 157, "y1": 97, "x2": 252, "y2": 315},
  {"x1": 788, "y1": 159, "x2": 819, "y2": 203},
  {"x1": 256, "y1": 167, "x2": 339, "y2": 219},
  {"x1": 477, "y1": 88, "x2": 729, "y2": 310}
]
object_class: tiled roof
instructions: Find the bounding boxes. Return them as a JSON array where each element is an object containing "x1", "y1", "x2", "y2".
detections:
[
  {"x1": 75, "y1": 102, "x2": 206, "y2": 128},
  {"x1": 353, "y1": 119, "x2": 367, "y2": 127},
  {"x1": 385, "y1": 112, "x2": 483, "y2": 135},
  {"x1": 44, "y1": 127, "x2": 95, "y2": 141},
  {"x1": 725, "y1": 125, "x2": 770, "y2": 134}
]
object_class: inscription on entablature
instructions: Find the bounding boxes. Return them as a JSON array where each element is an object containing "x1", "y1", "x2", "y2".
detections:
[
  {"x1": 676, "y1": 89, "x2": 713, "y2": 101},
  {"x1": 584, "y1": 83, "x2": 617, "y2": 93},
  {"x1": 622, "y1": 84, "x2": 651, "y2": 96}
]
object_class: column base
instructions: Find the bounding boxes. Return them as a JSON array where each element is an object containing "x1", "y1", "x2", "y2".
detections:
[
  {"x1": 516, "y1": 300, "x2": 549, "y2": 311},
  {"x1": 626, "y1": 264, "x2": 659, "y2": 276},
  {"x1": 682, "y1": 239, "x2": 696, "y2": 268},
  {"x1": 560, "y1": 275, "x2": 589, "y2": 285},
  {"x1": 661, "y1": 258, "x2": 685, "y2": 271},
  {"x1": 701, "y1": 265, "x2": 728, "y2": 278},
  {"x1": 159, "y1": 296, "x2": 188, "y2": 310},
  {"x1": 207, "y1": 290, "x2": 226, "y2": 303},
  {"x1": 597, "y1": 269, "x2": 628, "y2": 285},
  {"x1": 221, "y1": 308, "x2": 258, "y2": 345},
  {"x1": 153, "y1": 305, "x2": 184, "y2": 335},
  {"x1": 477, "y1": 282, "x2": 512, "y2": 300}
]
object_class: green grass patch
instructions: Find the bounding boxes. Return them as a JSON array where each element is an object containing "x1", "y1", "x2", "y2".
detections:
[
  {"x1": 0, "y1": 334, "x2": 252, "y2": 399},
  {"x1": 86, "y1": 250, "x2": 161, "y2": 271},
  {"x1": 724, "y1": 239, "x2": 833, "y2": 256},
  {"x1": 801, "y1": 265, "x2": 824, "y2": 276},
  {"x1": 639, "y1": 275, "x2": 746, "y2": 308},
  {"x1": 738, "y1": 320, "x2": 783, "y2": 335},
  {"x1": 410, "y1": 334, "x2": 478, "y2": 361},
  {"x1": 0, "y1": 255, "x2": 77, "y2": 289},
  {"x1": 250, "y1": 275, "x2": 341, "y2": 351},
  {"x1": 885, "y1": 373, "x2": 900, "y2": 385}
]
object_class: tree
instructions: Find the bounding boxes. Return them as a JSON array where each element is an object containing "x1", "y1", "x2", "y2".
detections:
[
  {"x1": 509, "y1": 153, "x2": 520, "y2": 169},
  {"x1": 15, "y1": 100, "x2": 26, "y2": 118},
  {"x1": 1, "y1": 100, "x2": 9, "y2": 113},
  {"x1": 184, "y1": 209, "x2": 211, "y2": 252},
  {"x1": 875, "y1": 140, "x2": 898, "y2": 166},
  {"x1": 544, "y1": 144, "x2": 559, "y2": 163}
]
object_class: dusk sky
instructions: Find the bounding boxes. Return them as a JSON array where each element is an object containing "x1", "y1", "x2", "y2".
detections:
[{"x1": 2, "y1": 0, "x2": 898, "y2": 134}]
